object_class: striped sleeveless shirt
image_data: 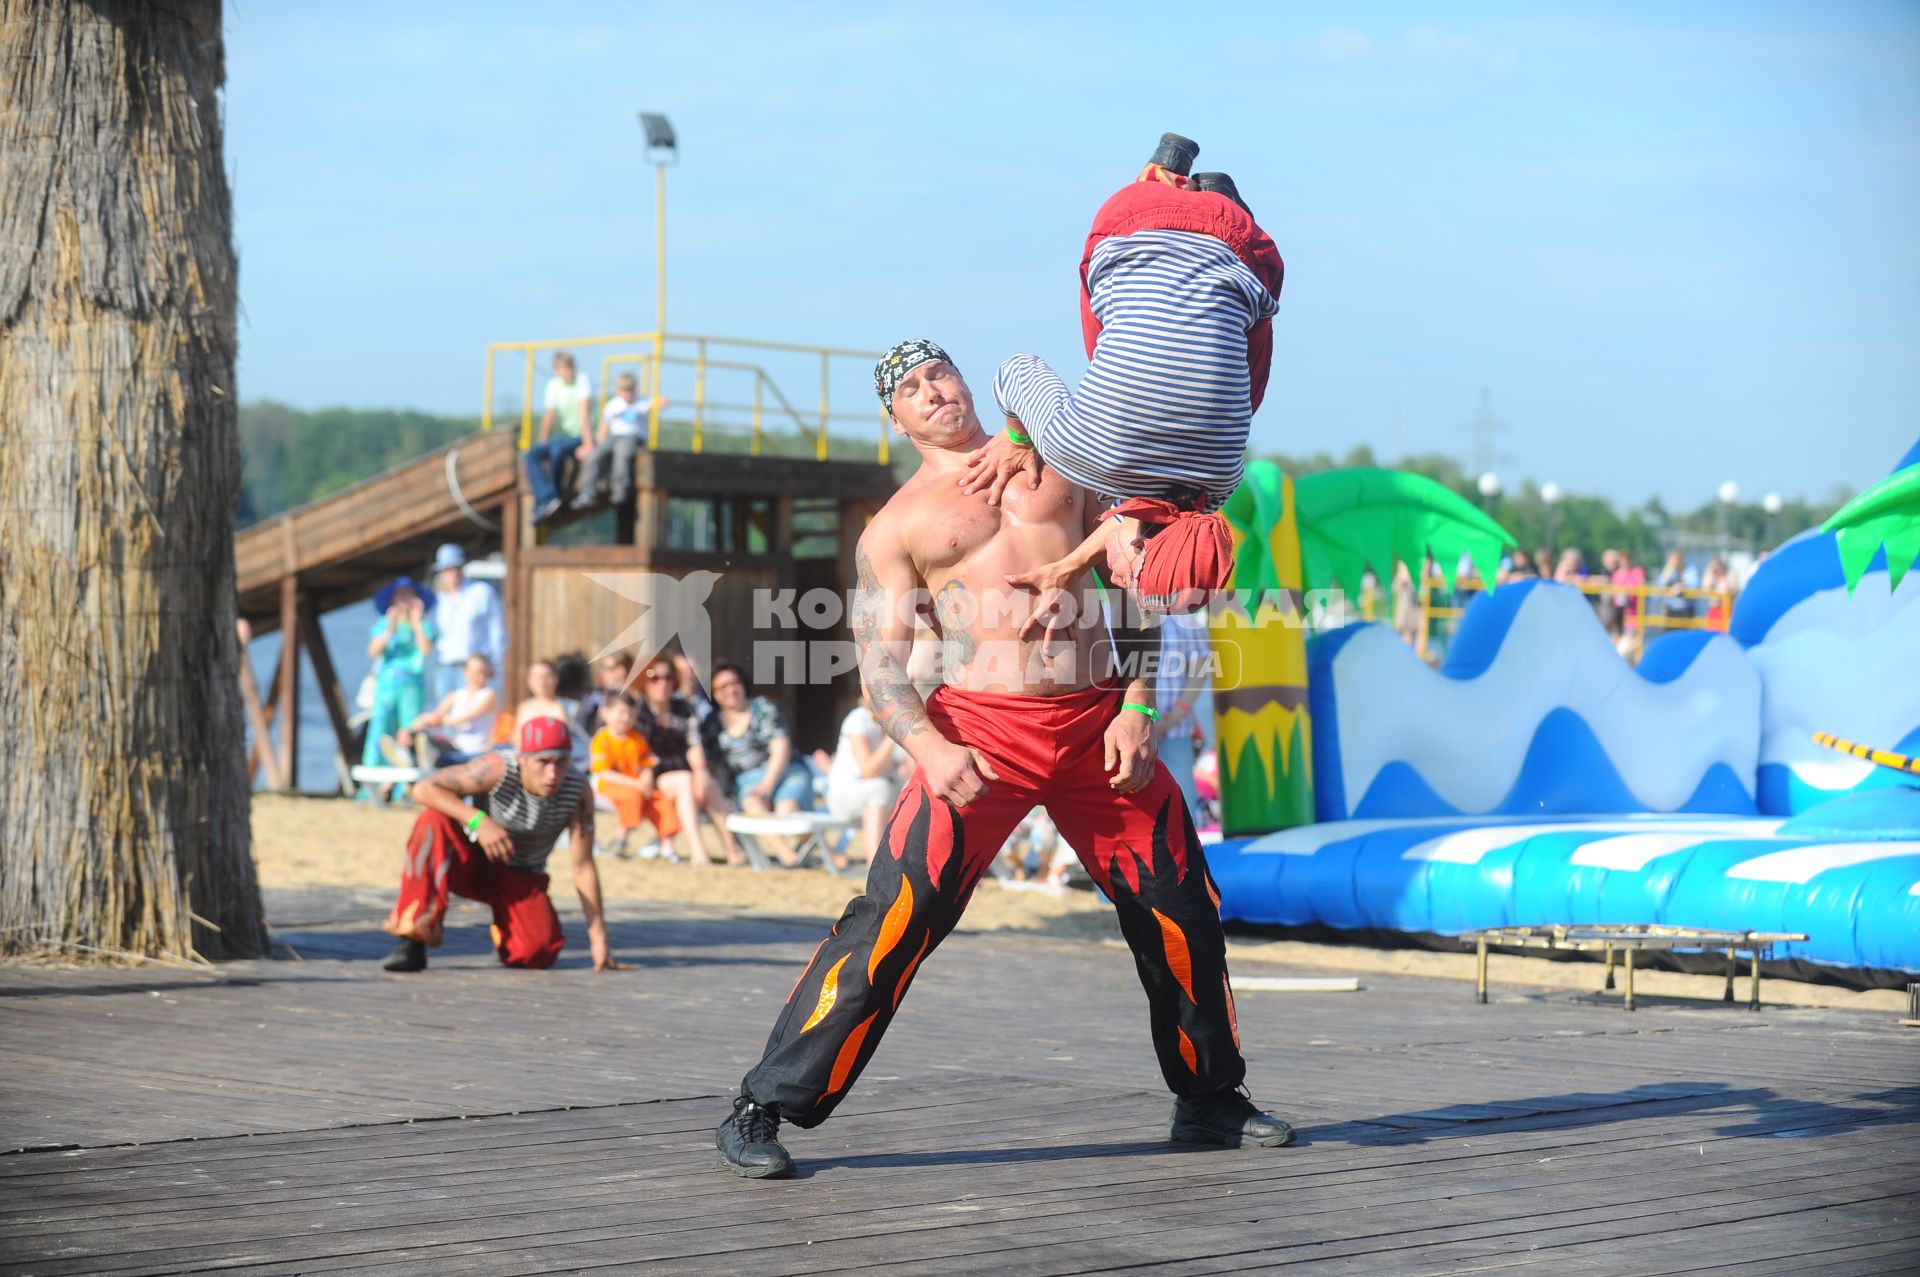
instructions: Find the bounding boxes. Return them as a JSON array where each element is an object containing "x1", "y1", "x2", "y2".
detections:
[
  {"x1": 480, "y1": 757, "x2": 589, "y2": 873},
  {"x1": 995, "y1": 228, "x2": 1276, "y2": 512}
]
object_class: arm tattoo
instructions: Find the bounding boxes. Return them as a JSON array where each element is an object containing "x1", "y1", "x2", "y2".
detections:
[
  {"x1": 852, "y1": 542, "x2": 933, "y2": 746},
  {"x1": 428, "y1": 752, "x2": 504, "y2": 797}
]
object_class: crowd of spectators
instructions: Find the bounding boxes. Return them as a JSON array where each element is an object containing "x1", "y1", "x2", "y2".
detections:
[{"x1": 1391, "y1": 543, "x2": 1749, "y2": 665}]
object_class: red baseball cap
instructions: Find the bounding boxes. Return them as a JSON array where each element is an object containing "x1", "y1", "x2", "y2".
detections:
[
  {"x1": 516, "y1": 716, "x2": 572, "y2": 759},
  {"x1": 1107, "y1": 498, "x2": 1235, "y2": 610}
]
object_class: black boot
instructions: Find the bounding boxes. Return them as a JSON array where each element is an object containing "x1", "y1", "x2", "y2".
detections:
[
  {"x1": 1192, "y1": 172, "x2": 1252, "y2": 216},
  {"x1": 381, "y1": 938, "x2": 427, "y2": 973},
  {"x1": 1149, "y1": 132, "x2": 1200, "y2": 177},
  {"x1": 1171, "y1": 1085, "x2": 1295, "y2": 1148},
  {"x1": 715, "y1": 1096, "x2": 795, "y2": 1179}
]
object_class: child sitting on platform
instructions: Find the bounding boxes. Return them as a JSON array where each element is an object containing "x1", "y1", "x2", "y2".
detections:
[
  {"x1": 589, "y1": 693, "x2": 681, "y2": 859},
  {"x1": 963, "y1": 132, "x2": 1284, "y2": 614}
]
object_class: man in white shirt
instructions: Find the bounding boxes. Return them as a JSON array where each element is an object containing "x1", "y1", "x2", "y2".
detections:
[
  {"x1": 572, "y1": 371, "x2": 665, "y2": 511},
  {"x1": 429, "y1": 543, "x2": 506, "y2": 701},
  {"x1": 526, "y1": 351, "x2": 592, "y2": 522}
]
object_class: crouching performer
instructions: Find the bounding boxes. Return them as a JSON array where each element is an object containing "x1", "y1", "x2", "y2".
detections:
[{"x1": 380, "y1": 716, "x2": 623, "y2": 973}]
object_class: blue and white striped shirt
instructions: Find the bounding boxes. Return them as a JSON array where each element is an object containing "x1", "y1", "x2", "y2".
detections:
[{"x1": 996, "y1": 229, "x2": 1277, "y2": 512}]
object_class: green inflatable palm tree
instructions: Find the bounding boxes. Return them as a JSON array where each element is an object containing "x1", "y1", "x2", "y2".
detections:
[
  {"x1": 1822, "y1": 463, "x2": 1920, "y2": 593},
  {"x1": 1212, "y1": 462, "x2": 1515, "y2": 836}
]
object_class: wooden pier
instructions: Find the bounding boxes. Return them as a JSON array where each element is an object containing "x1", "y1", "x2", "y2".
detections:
[{"x1": 2, "y1": 886, "x2": 1915, "y2": 1274}]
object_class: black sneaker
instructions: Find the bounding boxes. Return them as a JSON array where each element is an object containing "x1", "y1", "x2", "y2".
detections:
[
  {"x1": 381, "y1": 938, "x2": 427, "y2": 973},
  {"x1": 1171, "y1": 1086, "x2": 1295, "y2": 1148},
  {"x1": 1192, "y1": 172, "x2": 1252, "y2": 216},
  {"x1": 1149, "y1": 132, "x2": 1200, "y2": 177},
  {"x1": 716, "y1": 1096, "x2": 795, "y2": 1179}
]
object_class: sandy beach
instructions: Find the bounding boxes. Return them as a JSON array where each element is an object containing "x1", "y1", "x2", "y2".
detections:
[{"x1": 251, "y1": 794, "x2": 1907, "y2": 1013}]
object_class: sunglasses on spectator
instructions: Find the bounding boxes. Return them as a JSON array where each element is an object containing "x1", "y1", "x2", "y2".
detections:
[{"x1": 645, "y1": 671, "x2": 673, "y2": 682}]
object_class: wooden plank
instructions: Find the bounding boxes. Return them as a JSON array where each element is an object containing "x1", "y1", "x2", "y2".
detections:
[
  {"x1": 239, "y1": 629, "x2": 286, "y2": 790},
  {"x1": 275, "y1": 576, "x2": 301, "y2": 791},
  {"x1": 297, "y1": 598, "x2": 356, "y2": 794}
]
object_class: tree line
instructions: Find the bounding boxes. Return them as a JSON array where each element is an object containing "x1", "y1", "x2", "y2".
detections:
[
  {"x1": 237, "y1": 402, "x2": 1846, "y2": 564},
  {"x1": 1259, "y1": 442, "x2": 1847, "y2": 569}
]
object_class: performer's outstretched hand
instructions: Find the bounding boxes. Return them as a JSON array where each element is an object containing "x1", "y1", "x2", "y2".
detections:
[
  {"x1": 1006, "y1": 563, "x2": 1079, "y2": 642},
  {"x1": 1007, "y1": 524, "x2": 1107, "y2": 640},
  {"x1": 959, "y1": 421, "x2": 1043, "y2": 506}
]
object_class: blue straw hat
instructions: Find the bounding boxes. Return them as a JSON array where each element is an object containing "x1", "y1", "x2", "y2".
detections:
[{"x1": 373, "y1": 575, "x2": 436, "y2": 616}]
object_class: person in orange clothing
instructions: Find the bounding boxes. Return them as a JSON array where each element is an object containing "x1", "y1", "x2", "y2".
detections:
[{"x1": 590, "y1": 692, "x2": 682, "y2": 858}]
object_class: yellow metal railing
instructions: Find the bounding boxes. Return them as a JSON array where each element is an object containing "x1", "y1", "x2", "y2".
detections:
[
  {"x1": 481, "y1": 331, "x2": 892, "y2": 464},
  {"x1": 1412, "y1": 577, "x2": 1735, "y2": 665}
]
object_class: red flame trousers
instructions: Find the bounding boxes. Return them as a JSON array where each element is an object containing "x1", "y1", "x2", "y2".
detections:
[
  {"x1": 741, "y1": 683, "x2": 1246, "y2": 1128},
  {"x1": 383, "y1": 810, "x2": 566, "y2": 970}
]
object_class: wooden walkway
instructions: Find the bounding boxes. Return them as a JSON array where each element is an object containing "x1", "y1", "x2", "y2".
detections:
[{"x1": 2, "y1": 888, "x2": 1916, "y2": 1274}]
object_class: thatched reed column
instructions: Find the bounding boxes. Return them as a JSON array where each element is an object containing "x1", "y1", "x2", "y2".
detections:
[{"x1": 0, "y1": 0, "x2": 265, "y2": 960}]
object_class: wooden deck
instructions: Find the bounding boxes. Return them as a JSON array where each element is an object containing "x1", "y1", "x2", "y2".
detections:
[{"x1": 2, "y1": 887, "x2": 1916, "y2": 1275}]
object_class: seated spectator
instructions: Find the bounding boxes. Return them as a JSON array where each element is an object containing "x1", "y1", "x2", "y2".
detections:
[
  {"x1": 365, "y1": 576, "x2": 436, "y2": 775},
  {"x1": 1502, "y1": 549, "x2": 1537, "y2": 582},
  {"x1": 672, "y1": 653, "x2": 714, "y2": 723},
  {"x1": 572, "y1": 372, "x2": 664, "y2": 511},
  {"x1": 706, "y1": 662, "x2": 812, "y2": 869},
  {"x1": 515, "y1": 659, "x2": 585, "y2": 760},
  {"x1": 399, "y1": 653, "x2": 499, "y2": 765},
  {"x1": 590, "y1": 693, "x2": 682, "y2": 859},
  {"x1": 826, "y1": 698, "x2": 907, "y2": 864},
  {"x1": 997, "y1": 808, "x2": 1075, "y2": 892},
  {"x1": 635, "y1": 657, "x2": 746, "y2": 867},
  {"x1": 1553, "y1": 547, "x2": 1586, "y2": 585},
  {"x1": 526, "y1": 351, "x2": 591, "y2": 523},
  {"x1": 582, "y1": 653, "x2": 635, "y2": 734}
]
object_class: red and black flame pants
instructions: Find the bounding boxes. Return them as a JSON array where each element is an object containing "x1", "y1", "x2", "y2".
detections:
[
  {"x1": 383, "y1": 810, "x2": 566, "y2": 970},
  {"x1": 741, "y1": 683, "x2": 1245, "y2": 1128}
]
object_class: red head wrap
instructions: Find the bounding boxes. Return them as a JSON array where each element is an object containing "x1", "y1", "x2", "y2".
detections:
[{"x1": 1106, "y1": 498, "x2": 1235, "y2": 609}]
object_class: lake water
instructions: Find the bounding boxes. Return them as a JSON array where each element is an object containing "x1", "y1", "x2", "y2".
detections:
[{"x1": 246, "y1": 603, "x2": 484, "y2": 792}]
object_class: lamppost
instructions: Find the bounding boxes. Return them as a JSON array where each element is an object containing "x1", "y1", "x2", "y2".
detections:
[
  {"x1": 1717, "y1": 480, "x2": 1739, "y2": 558},
  {"x1": 1477, "y1": 470, "x2": 1500, "y2": 513},
  {"x1": 1541, "y1": 481, "x2": 1561, "y2": 562},
  {"x1": 638, "y1": 112, "x2": 677, "y2": 448},
  {"x1": 1763, "y1": 491, "x2": 1782, "y2": 550}
]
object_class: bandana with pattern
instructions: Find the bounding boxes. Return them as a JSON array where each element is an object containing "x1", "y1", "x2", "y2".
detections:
[{"x1": 873, "y1": 339, "x2": 955, "y2": 417}]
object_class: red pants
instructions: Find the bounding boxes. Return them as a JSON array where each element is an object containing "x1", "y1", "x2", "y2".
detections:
[
  {"x1": 383, "y1": 810, "x2": 566, "y2": 969},
  {"x1": 1079, "y1": 177, "x2": 1286, "y2": 413},
  {"x1": 742, "y1": 683, "x2": 1245, "y2": 1128}
]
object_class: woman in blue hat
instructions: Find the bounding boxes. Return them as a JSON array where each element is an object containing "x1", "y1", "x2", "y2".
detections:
[{"x1": 362, "y1": 576, "x2": 438, "y2": 774}]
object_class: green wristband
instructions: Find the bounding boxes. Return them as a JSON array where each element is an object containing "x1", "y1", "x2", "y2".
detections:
[
  {"x1": 1122, "y1": 702, "x2": 1160, "y2": 721},
  {"x1": 1004, "y1": 427, "x2": 1032, "y2": 447},
  {"x1": 465, "y1": 811, "x2": 486, "y2": 840}
]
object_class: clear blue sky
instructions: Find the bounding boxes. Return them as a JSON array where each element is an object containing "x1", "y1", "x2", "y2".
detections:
[{"x1": 225, "y1": 1, "x2": 1919, "y2": 509}]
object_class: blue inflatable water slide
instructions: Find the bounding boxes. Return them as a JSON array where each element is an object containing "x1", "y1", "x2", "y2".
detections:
[{"x1": 1208, "y1": 443, "x2": 1920, "y2": 980}]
